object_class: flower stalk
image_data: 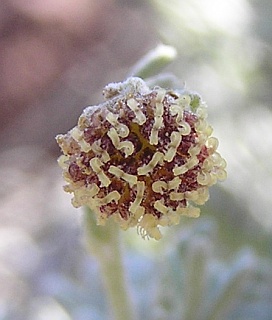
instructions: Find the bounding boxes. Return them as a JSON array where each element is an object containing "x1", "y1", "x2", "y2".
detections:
[{"x1": 84, "y1": 207, "x2": 137, "y2": 320}]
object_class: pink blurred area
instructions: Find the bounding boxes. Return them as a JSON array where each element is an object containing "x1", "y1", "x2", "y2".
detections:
[{"x1": 0, "y1": 0, "x2": 156, "y2": 153}]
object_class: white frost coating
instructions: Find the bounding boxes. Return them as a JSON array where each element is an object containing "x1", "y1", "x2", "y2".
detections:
[
  {"x1": 137, "y1": 152, "x2": 164, "y2": 175},
  {"x1": 127, "y1": 98, "x2": 146, "y2": 125}
]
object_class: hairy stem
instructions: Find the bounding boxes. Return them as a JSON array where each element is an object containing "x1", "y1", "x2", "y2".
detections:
[{"x1": 84, "y1": 207, "x2": 137, "y2": 320}]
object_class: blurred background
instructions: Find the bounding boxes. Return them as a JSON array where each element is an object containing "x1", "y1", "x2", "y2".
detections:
[{"x1": 0, "y1": 0, "x2": 272, "y2": 319}]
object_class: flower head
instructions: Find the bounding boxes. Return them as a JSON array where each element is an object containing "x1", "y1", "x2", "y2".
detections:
[{"x1": 56, "y1": 77, "x2": 226, "y2": 240}]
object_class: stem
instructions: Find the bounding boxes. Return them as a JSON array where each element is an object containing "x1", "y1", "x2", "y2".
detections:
[
  {"x1": 84, "y1": 207, "x2": 137, "y2": 320},
  {"x1": 129, "y1": 44, "x2": 177, "y2": 79}
]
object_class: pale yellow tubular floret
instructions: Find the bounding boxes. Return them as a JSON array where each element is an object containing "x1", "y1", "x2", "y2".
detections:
[
  {"x1": 168, "y1": 176, "x2": 181, "y2": 190},
  {"x1": 91, "y1": 141, "x2": 110, "y2": 163},
  {"x1": 89, "y1": 157, "x2": 111, "y2": 187},
  {"x1": 138, "y1": 214, "x2": 162, "y2": 240},
  {"x1": 193, "y1": 187, "x2": 209, "y2": 205},
  {"x1": 169, "y1": 105, "x2": 185, "y2": 129},
  {"x1": 178, "y1": 94, "x2": 191, "y2": 107},
  {"x1": 72, "y1": 184, "x2": 100, "y2": 208},
  {"x1": 149, "y1": 97, "x2": 165, "y2": 145},
  {"x1": 206, "y1": 137, "x2": 219, "y2": 153},
  {"x1": 170, "y1": 104, "x2": 182, "y2": 118},
  {"x1": 152, "y1": 181, "x2": 167, "y2": 194},
  {"x1": 129, "y1": 181, "x2": 145, "y2": 214},
  {"x1": 137, "y1": 152, "x2": 164, "y2": 175},
  {"x1": 118, "y1": 141, "x2": 134, "y2": 157},
  {"x1": 186, "y1": 156, "x2": 199, "y2": 169},
  {"x1": 155, "y1": 102, "x2": 164, "y2": 117},
  {"x1": 173, "y1": 165, "x2": 188, "y2": 176},
  {"x1": 184, "y1": 190, "x2": 199, "y2": 201},
  {"x1": 70, "y1": 127, "x2": 92, "y2": 152},
  {"x1": 215, "y1": 169, "x2": 227, "y2": 181},
  {"x1": 154, "y1": 200, "x2": 181, "y2": 226},
  {"x1": 128, "y1": 207, "x2": 145, "y2": 227},
  {"x1": 209, "y1": 173, "x2": 218, "y2": 186},
  {"x1": 98, "y1": 191, "x2": 121, "y2": 205},
  {"x1": 106, "y1": 112, "x2": 119, "y2": 126},
  {"x1": 202, "y1": 157, "x2": 214, "y2": 171},
  {"x1": 106, "y1": 112, "x2": 129, "y2": 138},
  {"x1": 108, "y1": 165, "x2": 137, "y2": 187},
  {"x1": 116, "y1": 124, "x2": 130, "y2": 138},
  {"x1": 211, "y1": 152, "x2": 227, "y2": 168},
  {"x1": 178, "y1": 121, "x2": 191, "y2": 136},
  {"x1": 107, "y1": 127, "x2": 134, "y2": 157},
  {"x1": 164, "y1": 131, "x2": 182, "y2": 162},
  {"x1": 197, "y1": 172, "x2": 212, "y2": 186},
  {"x1": 57, "y1": 155, "x2": 69, "y2": 169},
  {"x1": 203, "y1": 125, "x2": 213, "y2": 137},
  {"x1": 170, "y1": 105, "x2": 191, "y2": 135},
  {"x1": 195, "y1": 119, "x2": 208, "y2": 133},
  {"x1": 107, "y1": 127, "x2": 120, "y2": 148},
  {"x1": 152, "y1": 177, "x2": 180, "y2": 195},
  {"x1": 196, "y1": 105, "x2": 208, "y2": 119},
  {"x1": 127, "y1": 98, "x2": 146, "y2": 125},
  {"x1": 70, "y1": 127, "x2": 82, "y2": 141},
  {"x1": 149, "y1": 116, "x2": 163, "y2": 145},
  {"x1": 189, "y1": 145, "x2": 201, "y2": 157},
  {"x1": 159, "y1": 211, "x2": 180, "y2": 226},
  {"x1": 177, "y1": 206, "x2": 200, "y2": 218},
  {"x1": 155, "y1": 89, "x2": 166, "y2": 103},
  {"x1": 173, "y1": 156, "x2": 199, "y2": 176},
  {"x1": 154, "y1": 200, "x2": 169, "y2": 215},
  {"x1": 169, "y1": 192, "x2": 185, "y2": 201}
]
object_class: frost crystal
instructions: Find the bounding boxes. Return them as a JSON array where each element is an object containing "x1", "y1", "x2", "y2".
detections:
[{"x1": 56, "y1": 77, "x2": 226, "y2": 240}]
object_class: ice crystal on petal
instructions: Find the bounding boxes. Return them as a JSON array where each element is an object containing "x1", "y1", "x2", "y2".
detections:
[{"x1": 56, "y1": 77, "x2": 226, "y2": 240}]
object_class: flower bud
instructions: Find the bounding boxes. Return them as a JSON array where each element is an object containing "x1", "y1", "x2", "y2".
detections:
[{"x1": 56, "y1": 77, "x2": 226, "y2": 240}]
